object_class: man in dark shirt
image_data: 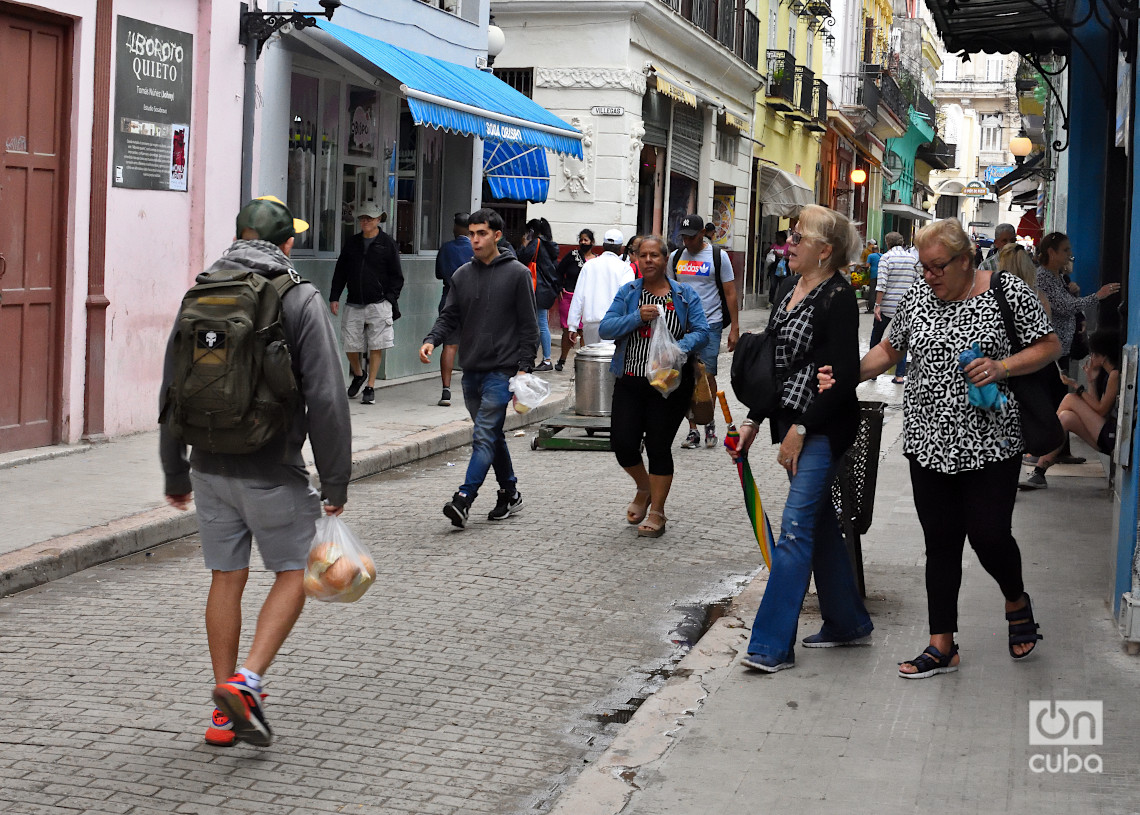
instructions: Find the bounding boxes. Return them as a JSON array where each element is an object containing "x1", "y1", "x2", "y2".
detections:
[
  {"x1": 329, "y1": 201, "x2": 404, "y2": 405},
  {"x1": 434, "y1": 213, "x2": 474, "y2": 406},
  {"x1": 420, "y1": 208, "x2": 538, "y2": 529}
]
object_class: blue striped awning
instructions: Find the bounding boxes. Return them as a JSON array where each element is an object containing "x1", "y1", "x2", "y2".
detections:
[
  {"x1": 313, "y1": 21, "x2": 583, "y2": 159},
  {"x1": 483, "y1": 141, "x2": 549, "y2": 203}
]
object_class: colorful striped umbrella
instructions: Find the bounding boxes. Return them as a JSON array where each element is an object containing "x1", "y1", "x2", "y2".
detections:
[{"x1": 718, "y1": 391, "x2": 776, "y2": 570}]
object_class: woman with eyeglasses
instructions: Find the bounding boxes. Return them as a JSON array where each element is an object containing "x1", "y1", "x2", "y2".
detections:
[
  {"x1": 732, "y1": 205, "x2": 871, "y2": 673},
  {"x1": 819, "y1": 217, "x2": 1060, "y2": 679}
]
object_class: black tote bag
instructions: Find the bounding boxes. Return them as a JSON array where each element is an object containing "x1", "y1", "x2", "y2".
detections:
[{"x1": 989, "y1": 272, "x2": 1066, "y2": 456}]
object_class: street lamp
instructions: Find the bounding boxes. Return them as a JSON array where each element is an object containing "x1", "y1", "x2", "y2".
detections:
[
  {"x1": 239, "y1": 0, "x2": 341, "y2": 59},
  {"x1": 1010, "y1": 134, "x2": 1033, "y2": 165},
  {"x1": 487, "y1": 16, "x2": 505, "y2": 69},
  {"x1": 239, "y1": 0, "x2": 342, "y2": 204},
  {"x1": 850, "y1": 168, "x2": 867, "y2": 185}
]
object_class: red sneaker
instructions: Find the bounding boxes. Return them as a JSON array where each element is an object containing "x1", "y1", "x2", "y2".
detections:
[
  {"x1": 204, "y1": 707, "x2": 235, "y2": 746},
  {"x1": 212, "y1": 675, "x2": 272, "y2": 746}
]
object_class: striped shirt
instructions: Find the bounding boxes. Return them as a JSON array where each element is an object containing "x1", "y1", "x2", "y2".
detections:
[
  {"x1": 876, "y1": 246, "x2": 919, "y2": 319},
  {"x1": 624, "y1": 290, "x2": 683, "y2": 376}
]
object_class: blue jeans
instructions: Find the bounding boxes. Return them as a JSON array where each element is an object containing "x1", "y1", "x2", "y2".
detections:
[
  {"x1": 537, "y1": 310, "x2": 551, "y2": 361},
  {"x1": 459, "y1": 370, "x2": 517, "y2": 502},
  {"x1": 746, "y1": 434, "x2": 872, "y2": 663},
  {"x1": 869, "y1": 313, "x2": 907, "y2": 377}
]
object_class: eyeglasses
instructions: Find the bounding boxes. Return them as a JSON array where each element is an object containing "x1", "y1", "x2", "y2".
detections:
[
  {"x1": 788, "y1": 229, "x2": 804, "y2": 246},
  {"x1": 914, "y1": 254, "x2": 961, "y2": 276}
]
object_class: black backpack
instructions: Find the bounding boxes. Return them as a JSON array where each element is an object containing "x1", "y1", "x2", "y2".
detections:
[
  {"x1": 669, "y1": 246, "x2": 729, "y2": 325},
  {"x1": 160, "y1": 267, "x2": 302, "y2": 454},
  {"x1": 730, "y1": 327, "x2": 781, "y2": 419}
]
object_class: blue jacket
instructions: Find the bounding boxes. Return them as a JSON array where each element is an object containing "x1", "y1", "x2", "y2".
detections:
[{"x1": 599, "y1": 278, "x2": 710, "y2": 377}]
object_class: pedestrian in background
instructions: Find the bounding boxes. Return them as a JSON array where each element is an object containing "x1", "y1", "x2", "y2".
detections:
[
  {"x1": 997, "y1": 243, "x2": 1050, "y2": 317},
  {"x1": 518, "y1": 217, "x2": 560, "y2": 371},
  {"x1": 329, "y1": 201, "x2": 404, "y2": 405},
  {"x1": 160, "y1": 196, "x2": 351, "y2": 746},
  {"x1": 554, "y1": 228, "x2": 594, "y2": 371},
  {"x1": 623, "y1": 234, "x2": 643, "y2": 277},
  {"x1": 600, "y1": 235, "x2": 709, "y2": 539},
  {"x1": 870, "y1": 232, "x2": 916, "y2": 384},
  {"x1": 822, "y1": 217, "x2": 1059, "y2": 678},
  {"x1": 979, "y1": 222, "x2": 1016, "y2": 272},
  {"x1": 420, "y1": 208, "x2": 538, "y2": 528},
  {"x1": 434, "y1": 212, "x2": 473, "y2": 407},
  {"x1": 732, "y1": 204, "x2": 869, "y2": 674},
  {"x1": 568, "y1": 229, "x2": 635, "y2": 345},
  {"x1": 767, "y1": 230, "x2": 790, "y2": 306},
  {"x1": 863, "y1": 239, "x2": 881, "y2": 313},
  {"x1": 672, "y1": 214, "x2": 739, "y2": 450}
]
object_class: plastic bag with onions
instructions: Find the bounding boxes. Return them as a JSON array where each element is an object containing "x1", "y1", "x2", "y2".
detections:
[{"x1": 303, "y1": 515, "x2": 376, "y2": 603}]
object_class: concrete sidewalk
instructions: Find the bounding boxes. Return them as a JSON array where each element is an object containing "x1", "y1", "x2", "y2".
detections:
[
  {"x1": 0, "y1": 368, "x2": 574, "y2": 597},
  {"x1": 550, "y1": 381, "x2": 1140, "y2": 813}
]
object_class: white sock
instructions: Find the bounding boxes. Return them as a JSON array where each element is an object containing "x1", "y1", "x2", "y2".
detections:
[{"x1": 237, "y1": 667, "x2": 262, "y2": 689}]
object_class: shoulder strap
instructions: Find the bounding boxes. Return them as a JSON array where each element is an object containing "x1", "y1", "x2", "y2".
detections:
[
  {"x1": 669, "y1": 248, "x2": 682, "y2": 280},
  {"x1": 989, "y1": 271, "x2": 1023, "y2": 353},
  {"x1": 712, "y1": 246, "x2": 729, "y2": 325}
]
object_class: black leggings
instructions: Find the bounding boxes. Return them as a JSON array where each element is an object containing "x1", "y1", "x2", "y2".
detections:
[
  {"x1": 909, "y1": 455, "x2": 1026, "y2": 634},
  {"x1": 610, "y1": 370, "x2": 694, "y2": 476}
]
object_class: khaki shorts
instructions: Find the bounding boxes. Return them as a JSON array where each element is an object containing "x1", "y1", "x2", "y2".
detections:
[
  {"x1": 190, "y1": 469, "x2": 321, "y2": 572},
  {"x1": 342, "y1": 301, "x2": 394, "y2": 352}
]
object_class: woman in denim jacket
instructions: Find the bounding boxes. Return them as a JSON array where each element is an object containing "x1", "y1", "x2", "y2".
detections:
[{"x1": 600, "y1": 235, "x2": 710, "y2": 538}]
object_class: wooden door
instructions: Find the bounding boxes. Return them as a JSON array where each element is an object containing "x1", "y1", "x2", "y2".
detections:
[{"x1": 0, "y1": 7, "x2": 69, "y2": 452}]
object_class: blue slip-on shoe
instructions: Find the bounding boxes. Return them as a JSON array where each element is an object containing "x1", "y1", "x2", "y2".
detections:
[
  {"x1": 741, "y1": 653, "x2": 795, "y2": 673},
  {"x1": 802, "y1": 631, "x2": 873, "y2": 648}
]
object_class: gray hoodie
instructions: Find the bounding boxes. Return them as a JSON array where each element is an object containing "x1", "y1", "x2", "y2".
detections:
[
  {"x1": 159, "y1": 240, "x2": 352, "y2": 506},
  {"x1": 425, "y1": 250, "x2": 538, "y2": 372}
]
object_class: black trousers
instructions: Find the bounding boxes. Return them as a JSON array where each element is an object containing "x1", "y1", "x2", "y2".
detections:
[
  {"x1": 610, "y1": 369, "x2": 694, "y2": 476},
  {"x1": 909, "y1": 455, "x2": 1026, "y2": 634}
]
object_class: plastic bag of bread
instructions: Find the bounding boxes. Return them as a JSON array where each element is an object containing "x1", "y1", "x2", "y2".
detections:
[
  {"x1": 645, "y1": 304, "x2": 685, "y2": 397},
  {"x1": 303, "y1": 515, "x2": 376, "y2": 603},
  {"x1": 509, "y1": 372, "x2": 551, "y2": 413}
]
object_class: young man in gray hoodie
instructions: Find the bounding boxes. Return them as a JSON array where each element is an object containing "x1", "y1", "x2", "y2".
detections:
[
  {"x1": 160, "y1": 196, "x2": 351, "y2": 747},
  {"x1": 420, "y1": 208, "x2": 539, "y2": 528}
]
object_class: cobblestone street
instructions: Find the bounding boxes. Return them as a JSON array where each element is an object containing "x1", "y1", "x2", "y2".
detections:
[{"x1": 0, "y1": 390, "x2": 782, "y2": 815}]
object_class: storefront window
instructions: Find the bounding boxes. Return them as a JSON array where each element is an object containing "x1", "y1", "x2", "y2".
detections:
[
  {"x1": 288, "y1": 72, "x2": 342, "y2": 253},
  {"x1": 341, "y1": 85, "x2": 384, "y2": 248},
  {"x1": 396, "y1": 108, "x2": 417, "y2": 253},
  {"x1": 419, "y1": 128, "x2": 443, "y2": 252}
]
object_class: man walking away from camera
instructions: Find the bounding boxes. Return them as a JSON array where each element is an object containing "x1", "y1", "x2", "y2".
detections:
[
  {"x1": 160, "y1": 196, "x2": 351, "y2": 748},
  {"x1": 435, "y1": 212, "x2": 474, "y2": 406},
  {"x1": 420, "y1": 208, "x2": 538, "y2": 528}
]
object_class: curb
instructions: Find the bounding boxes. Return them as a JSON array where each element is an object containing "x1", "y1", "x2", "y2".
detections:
[{"x1": 0, "y1": 390, "x2": 572, "y2": 599}]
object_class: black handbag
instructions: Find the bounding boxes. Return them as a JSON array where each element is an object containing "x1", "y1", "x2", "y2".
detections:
[
  {"x1": 990, "y1": 272, "x2": 1066, "y2": 455},
  {"x1": 730, "y1": 327, "x2": 781, "y2": 418}
]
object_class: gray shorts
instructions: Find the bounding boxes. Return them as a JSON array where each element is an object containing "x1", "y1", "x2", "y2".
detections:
[
  {"x1": 342, "y1": 301, "x2": 395, "y2": 353},
  {"x1": 190, "y1": 469, "x2": 321, "y2": 572}
]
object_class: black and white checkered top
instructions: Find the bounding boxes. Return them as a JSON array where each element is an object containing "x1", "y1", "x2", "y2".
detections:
[{"x1": 771, "y1": 281, "x2": 828, "y2": 413}]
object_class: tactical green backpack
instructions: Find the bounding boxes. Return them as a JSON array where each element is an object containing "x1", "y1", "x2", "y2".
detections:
[{"x1": 160, "y1": 268, "x2": 303, "y2": 454}]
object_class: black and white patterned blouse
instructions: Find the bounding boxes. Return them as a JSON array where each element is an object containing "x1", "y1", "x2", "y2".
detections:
[
  {"x1": 1035, "y1": 264, "x2": 1097, "y2": 356},
  {"x1": 772, "y1": 281, "x2": 827, "y2": 413},
  {"x1": 887, "y1": 272, "x2": 1054, "y2": 473},
  {"x1": 623, "y1": 290, "x2": 683, "y2": 376}
]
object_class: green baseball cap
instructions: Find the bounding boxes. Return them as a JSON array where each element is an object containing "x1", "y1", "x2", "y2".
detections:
[{"x1": 235, "y1": 195, "x2": 309, "y2": 245}]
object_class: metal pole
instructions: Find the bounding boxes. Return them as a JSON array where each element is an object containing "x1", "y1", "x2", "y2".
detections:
[{"x1": 241, "y1": 35, "x2": 257, "y2": 205}]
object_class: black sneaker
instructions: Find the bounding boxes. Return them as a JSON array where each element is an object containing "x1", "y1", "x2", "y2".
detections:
[
  {"x1": 361, "y1": 386, "x2": 375, "y2": 405},
  {"x1": 487, "y1": 489, "x2": 523, "y2": 520},
  {"x1": 438, "y1": 388, "x2": 451, "y2": 407},
  {"x1": 555, "y1": 359, "x2": 565, "y2": 372},
  {"x1": 680, "y1": 429, "x2": 701, "y2": 449},
  {"x1": 347, "y1": 372, "x2": 366, "y2": 398},
  {"x1": 443, "y1": 492, "x2": 470, "y2": 528},
  {"x1": 533, "y1": 360, "x2": 554, "y2": 372}
]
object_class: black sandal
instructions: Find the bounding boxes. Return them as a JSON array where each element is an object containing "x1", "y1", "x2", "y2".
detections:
[
  {"x1": 1007, "y1": 593, "x2": 1043, "y2": 659},
  {"x1": 898, "y1": 643, "x2": 959, "y2": 679}
]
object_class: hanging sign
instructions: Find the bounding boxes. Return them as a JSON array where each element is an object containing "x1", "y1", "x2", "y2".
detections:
[
  {"x1": 112, "y1": 17, "x2": 193, "y2": 191},
  {"x1": 962, "y1": 181, "x2": 990, "y2": 197}
]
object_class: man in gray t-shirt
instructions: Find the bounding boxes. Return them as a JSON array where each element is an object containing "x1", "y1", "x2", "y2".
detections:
[{"x1": 671, "y1": 214, "x2": 739, "y2": 449}]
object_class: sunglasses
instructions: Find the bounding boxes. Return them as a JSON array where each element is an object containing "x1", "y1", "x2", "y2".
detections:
[{"x1": 788, "y1": 229, "x2": 805, "y2": 245}]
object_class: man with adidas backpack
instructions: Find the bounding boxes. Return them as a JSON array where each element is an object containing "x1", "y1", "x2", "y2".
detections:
[
  {"x1": 159, "y1": 195, "x2": 351, "y2": 748},
  {"x1": 670, "y1": 214, "x2": 740, "y2": 449}
]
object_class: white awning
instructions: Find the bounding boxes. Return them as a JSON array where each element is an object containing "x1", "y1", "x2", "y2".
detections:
[
  {"x1": 883, "y1": 202, "x2": 933, "y2": 222},
  {"x1": 755, "y1": 165, "x2": 815, "y2": 217}
]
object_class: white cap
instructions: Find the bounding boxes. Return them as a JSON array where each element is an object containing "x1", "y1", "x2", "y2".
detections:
[{"x1": 603, "y1": 228, "x2": 624, "y2": 245}]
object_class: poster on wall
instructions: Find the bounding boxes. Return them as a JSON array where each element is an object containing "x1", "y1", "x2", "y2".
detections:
[
  {"x1": 112, "y1": 17, "x2": 193, "y2": 191},
  {"x1": 711, "y1": 195, "x2": 734, "y2": 247}
]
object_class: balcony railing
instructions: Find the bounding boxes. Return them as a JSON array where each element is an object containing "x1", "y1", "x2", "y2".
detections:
[
  {"x1": 914, "y1": 90, "x2": 936, "y2": 125},
  {"x1": 878, "y1": 70, "x2": 909, "y2": 123},
  {"x1": 688, "y1": 0, "x2": 715, "y2": 37},
  {"x1": 766, "y1": 49, "x2": 796, "y2": 110},
  {"x1": 806, "y1": 78, "x2": 827, "y2": 131},
  {"x1": 717, "y1": 0, "x2": 735, "y2": 50},
  {"x1": 743, "y1": 11, "x2": 759, "y2": 68},
  {"x1": 917, "y1": 135, "x2": 957, "y2": 170},
  {"x1": 792, "y1": 65, "x2": 815, "y2": 119}
]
